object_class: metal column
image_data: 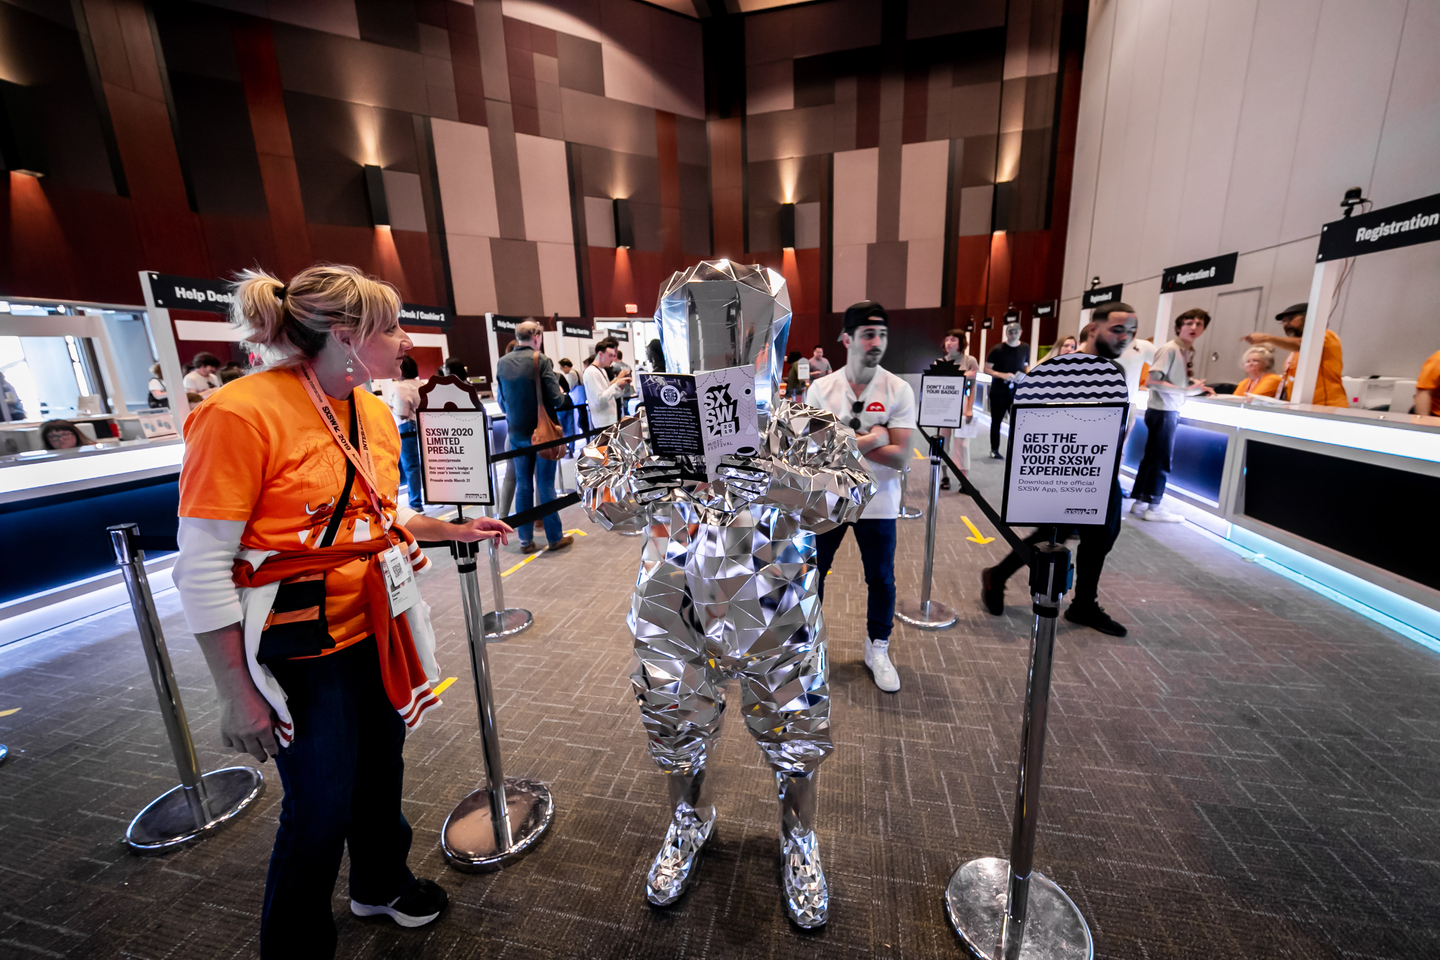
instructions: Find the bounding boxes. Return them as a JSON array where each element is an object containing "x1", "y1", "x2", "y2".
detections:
[
  {"x1": 896, "y1": 434, "x2": 957, "y2": 629},
  {"x1": 441, "y1": 521, "x2": 553, "y2": 871},
  {"x1": 945, "y1": 541, "x2": 1093, "y2": 960},
  {"x1": 109, "y1": 524, "x2": 264, "y2": 854}
]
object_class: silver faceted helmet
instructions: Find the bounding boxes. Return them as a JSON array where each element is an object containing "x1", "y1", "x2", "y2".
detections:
[{"x1": 655, "y1": 260, "x2": 792, "y2": 411}]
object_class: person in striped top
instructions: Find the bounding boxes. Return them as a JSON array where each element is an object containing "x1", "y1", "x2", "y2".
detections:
[{"x1": 979, "y1": 301, "x2": 1138, "y2": 638}]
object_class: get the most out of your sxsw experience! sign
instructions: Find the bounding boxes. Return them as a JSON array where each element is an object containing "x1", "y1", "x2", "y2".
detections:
[{"x1": 1002, "y1": 403, "x2": 1127, "y2": 525}]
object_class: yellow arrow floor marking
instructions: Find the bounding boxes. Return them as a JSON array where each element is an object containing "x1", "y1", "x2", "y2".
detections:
[
  {"x1": 562, "y1": 529, "x2": 589, "y2": 537},
  {"x1": 913, "y1": 447, "x2": 928, "y2": 459},
  {"x1": 962, "y1": 516, "x2": 995, "y2": 544},
  {"x1": 432, "y1": 677, "x2": 458, "y2": 697},
  {"x1": 500, "y1": 552, "x2": 541, "y2": 577},
  {"x1": 0, "y1": 708, "x2": 19, "y2": 718}
]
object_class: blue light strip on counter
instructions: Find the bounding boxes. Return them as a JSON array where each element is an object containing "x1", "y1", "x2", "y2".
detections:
[{"x1": 1188, "y1": 521, "x2": 1440, "y2": 655}]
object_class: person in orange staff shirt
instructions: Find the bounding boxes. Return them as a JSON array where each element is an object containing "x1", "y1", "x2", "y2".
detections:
[
  {"x1": 171, "y1": 264, "x2": 513, "y2": 960},
  {"x1": 1243, "y1": 302, "x2": 1348, "y2": 407},
  {"x1": 1232, "y1": 345, "x2": 1283, "y2": 398},
  {"x1": 1416, "y1": 348, "x2": 1440, "y2": 416}
]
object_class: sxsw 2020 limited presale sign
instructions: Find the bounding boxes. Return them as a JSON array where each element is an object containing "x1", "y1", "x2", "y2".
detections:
[
  {"x1": 1002, "y1": 404, "x2": 1127, "y2": 525},
  {"x1": 416, "y1": 375, "x2": 493, "y2": 506}
]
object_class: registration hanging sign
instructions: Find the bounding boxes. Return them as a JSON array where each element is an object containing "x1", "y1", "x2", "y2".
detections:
[
  {"x1": 1001, "y1": 403, "x2": 1127, "y2": 525},
  {"x1": 416, "y1": 375, "x2": 494, "y2": 506}
]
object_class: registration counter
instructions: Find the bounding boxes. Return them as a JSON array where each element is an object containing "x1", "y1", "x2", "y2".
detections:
[{"x1": 1119, "y1": 394, "x2": 1440, "y2": 638}]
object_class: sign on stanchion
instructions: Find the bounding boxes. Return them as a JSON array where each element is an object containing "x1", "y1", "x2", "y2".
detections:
[
  {"x1": 438, "y1": 521, "x2": 554, "y2": 871},
  {"x1": 897, "y1": 360, "x2": 969, "y2": 629},
  {"x1": 945, "y1": 353, "x2": 1128, "y2": 960},
  {"x1": 108, "y1": 524, "x2": 264, "y2": 853},
  {"x1": 416, "y1": 375, "x2": 532, "y2": 639}
]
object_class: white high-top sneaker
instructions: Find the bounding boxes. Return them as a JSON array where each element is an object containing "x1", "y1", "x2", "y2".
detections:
[{"x1": 863, "y1": 638, "x2": 900, "y2": 692}]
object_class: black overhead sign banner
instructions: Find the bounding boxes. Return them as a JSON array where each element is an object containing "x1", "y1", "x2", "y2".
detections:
[
  {"x1": 560, "y1": 322, "x2": 593, "y2": 338},
  {"x1": 602, "y1": 327, "x2": 629, "y2": 342},
  {"x1": 399, "y1": 303, "x2": 453, "y2": 327},
  {"x1": 1161, "y1": 252, "x2": 1237, "y2": 292},
  {"x1": 1033, "y1": 300, "x2": 1056, "y2": 318},
  {"x1": 1082, "y1": 284, "x2": 1123, "y2": 309},
  {"x1": 1004, "y1": 309, "x2": 1020, "y2": 324},
  {"x1": 490, "y1": 315, "x2": 518, "y2": 333},
  {"x1": 981, "y1": 317, "x2": 993, "y2": 330},
  {"x1": 145, "y1": 273, "x2": 234, "y2": 314},
  {"x1": 1317, "y1": 192, "x2": 1440, "y2": 262}
]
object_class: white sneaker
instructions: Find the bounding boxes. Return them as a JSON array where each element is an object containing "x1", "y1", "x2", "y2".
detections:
[
  {"x1": 1142, "y1": 504, "x2": 1182, "y2": 523},
  {"x1": 863, "y1": 639, "x2": 900, "y2": 693},
  {"x1": 1129, "y1": 500, "x2": 1149, "y2": 516}
]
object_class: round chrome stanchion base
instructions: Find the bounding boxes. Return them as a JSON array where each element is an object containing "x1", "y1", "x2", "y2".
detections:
[
  {"x1": 125, "y1": 766, "x2": 265, "y2": 855},
  {"x1": 896, "y1": 598, "x2": 958, "y2": 629},
  {"x1": 945, "y1": 857, "x2": 1093, "y2": 960},
  {"x1": 484, "y1": 608, "x2": 533, "y2": 640},
  {"x1": 898, "y1": 505, "x2": 923, "y2": 519},
  {"x1": 442, "y1": 778, "x2": 554, "y2": 872}
]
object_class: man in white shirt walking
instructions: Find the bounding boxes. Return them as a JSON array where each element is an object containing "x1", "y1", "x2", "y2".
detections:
[
  {"x1": 1131, "y1": 308, "x2": 1213, "y2": 522},
  {"x1": 807, "y1": 301, "x2": 915, "y2": 693},
  {"x1": 582, "y1": 336, "x2": 631, "y2": 430}
]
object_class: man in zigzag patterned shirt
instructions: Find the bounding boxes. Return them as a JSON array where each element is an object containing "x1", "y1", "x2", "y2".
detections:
[{"x1": 980, "y1": 301, "x2": 1137, "y2": 637}]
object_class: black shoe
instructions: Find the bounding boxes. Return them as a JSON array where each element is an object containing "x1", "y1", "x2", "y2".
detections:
[
  {"x1": 1064, "y1": 602, "x2": 1127, "y2": 637},
  {"x1": 940, "y1": 476, "x2": 951, "y2": 491},
  {"x1": 980, "y1": 566, "x2": 1005, "y2": 616},
  {"x1": 351, "y1": 878, "x2": 448, "y2": 928},
  {"x1": 989, "y1": 451, "x2": 1004, "y2": 460}
]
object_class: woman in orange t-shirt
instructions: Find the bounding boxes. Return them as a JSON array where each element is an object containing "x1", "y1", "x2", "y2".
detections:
[
  {"x1": 1232, "y1": 345, "x2": 1282, "y2": 398},
  {"x1": 173, "y1": 264, "x2": 511, "y2": 958}
]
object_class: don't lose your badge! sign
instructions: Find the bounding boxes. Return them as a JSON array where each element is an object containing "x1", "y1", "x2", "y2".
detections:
[
  {"x1": 1002, "y1": 404, "x2": 1127, "y2": 525},
  {"x1": 416, "y1": 374, "x2": 494, "y2": 506}
]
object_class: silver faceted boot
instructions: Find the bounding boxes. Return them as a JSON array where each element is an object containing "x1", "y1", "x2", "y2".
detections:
[
  {"x1": 778, "y1": 769, "x2": 828, "y2": 928},
  {"x1": 645, "y1": 769, "x2": 716, "y2": 906}
]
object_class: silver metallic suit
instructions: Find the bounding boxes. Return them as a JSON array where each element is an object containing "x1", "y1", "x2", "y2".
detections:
[{"x1": 578, "y1": 262, "x2": 875, "y2": 928}]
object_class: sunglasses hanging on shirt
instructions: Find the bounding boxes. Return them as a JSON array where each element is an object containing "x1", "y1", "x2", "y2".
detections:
[{"x1": 849, "y1": 400, "x2": 864, "y2": 431}]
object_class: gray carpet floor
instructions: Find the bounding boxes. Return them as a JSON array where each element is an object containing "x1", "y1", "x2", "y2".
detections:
[{"x1": 1, "y1": 453, "x2": 1437, "y2": 959}]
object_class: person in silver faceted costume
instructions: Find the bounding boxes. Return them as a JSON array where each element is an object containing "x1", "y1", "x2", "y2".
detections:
[{"x1": 577, "y1": 261, "x2": 876, "y2": 928}]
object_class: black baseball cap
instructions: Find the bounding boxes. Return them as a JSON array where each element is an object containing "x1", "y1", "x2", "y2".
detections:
[
  {"x1": 842, "y1": 300, "x2": 889, "y2": 335},
  {"x1": 1275, "y1": 302, "x2": 1308, "y2": 321}
]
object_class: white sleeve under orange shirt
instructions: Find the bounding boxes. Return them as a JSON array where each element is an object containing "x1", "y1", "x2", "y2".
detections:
[{"x1": 177, "y1": 367, "x2": 405, "y2": 657}]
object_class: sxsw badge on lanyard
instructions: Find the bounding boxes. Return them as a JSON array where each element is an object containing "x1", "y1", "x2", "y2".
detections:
[{"x1": 382, "y1": 544, "x2": 421, "y2": 616}]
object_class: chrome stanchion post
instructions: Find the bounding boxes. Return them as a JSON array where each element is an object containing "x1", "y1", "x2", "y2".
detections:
[
  {"x1": 482, "y1": 431, "x2": 533, "y2": 640},
  {"x1": 898, "y1": 457, "x2": 922, "y2": 519},
  {"x1": 108, "y1": 524, "x2": 263, "y2": 854},
  {"x1": 897, "y1": 434, "x2": 957, "y2": 629},
  {"x1": 441, "y1": 509, "x2": 554, "y2": 871},
  {"x1": 945, "y1": 540, "x2": 1092, "y2": 959}
]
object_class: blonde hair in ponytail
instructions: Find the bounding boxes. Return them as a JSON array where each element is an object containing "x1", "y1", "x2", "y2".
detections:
[{"x1": 231, "y1": 264, "x2": 400, "y2": 367}]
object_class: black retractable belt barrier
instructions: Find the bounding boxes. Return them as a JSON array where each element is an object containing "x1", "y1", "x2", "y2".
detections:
[
  {"x1": 107, "y1": 523, "x2": 265, "y2": 854},
  {"x1": 439, "y1": 507, "x2": 554, "y2": 871},
  {"x1": 909, "y1": 431, "x2": 1094, "y2": 959}
]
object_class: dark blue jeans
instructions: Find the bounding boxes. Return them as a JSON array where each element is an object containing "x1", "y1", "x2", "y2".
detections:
[
  {"x1": 815, "y1": 518, "x2": 897, "y2": 642},
  {"x1": 1134, "y1": 408, "x2": 1179, "y2": 503},
  {"x1": 398, "y1": 426, "x2": 423, "y2": 510},
  {"x1": 262, "y1": 637, "x2": 415, "y2": 960},
  {"x1": 989, "y1": 480, "x2": 1124, "y2": 607},
  {"x1": 509, "y1": 437, "x2": 564, "y2": 545}
]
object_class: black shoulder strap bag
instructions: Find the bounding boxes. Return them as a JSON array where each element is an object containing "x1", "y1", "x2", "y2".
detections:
[{"x1": 257, "y1": 399, "x2": 358, "y2": 664}]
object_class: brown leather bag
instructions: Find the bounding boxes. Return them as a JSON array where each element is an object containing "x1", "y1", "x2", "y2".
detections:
[{"x1": 531, "y1": 353, "x2": 566, "y2": 460}]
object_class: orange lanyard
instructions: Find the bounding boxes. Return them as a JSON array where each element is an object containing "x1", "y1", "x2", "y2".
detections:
[{"x1": 296, "y1": 362, "x2": 393, "y2": 532}]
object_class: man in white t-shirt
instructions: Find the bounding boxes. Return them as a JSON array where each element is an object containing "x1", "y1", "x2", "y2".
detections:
[
  {"x1": 582, "y1": 336, "x2": 631, "y2": 430},
  {"x1": 1131, "y1": 308, "x2": 1213, "y2": 522},
  {"x1": 182, "y1": 352, "x2": 223, "y2": 395},
  {"x1": 807, "y1": 301, "x2": 915, "y2": 693},
  {"x1": 807, "y1": 345, "x2": 832, "y2": 380}
]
